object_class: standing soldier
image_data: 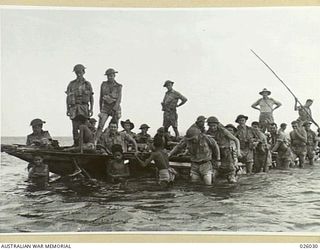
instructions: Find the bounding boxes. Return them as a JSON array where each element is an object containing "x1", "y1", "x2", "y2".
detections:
[
  {"x1": 269, "y1": 123, "x2": 292, "y2": 169},
  {"x1": 294, "y1": 98, "x2": 313, "y2": 126},
  {"x1": 290, "y1": 120, "x2": 307, "y2": 168},
  {"x1": 66, "y1": 64, "x2": 94, "y2": 146},
  {"x1": 235, "y1": 115, "x2": 255, "y2": 174},
  {"x1": 303, "y1": 121, "x2": 317, "y2": 165},
  {"x1": 161, "y1": 80, "x2": 187, "y2": 138},
  {"x1": 251, "y1": 121, "x2": 272, "y2": 173},
  {"x1": 251, "y1": 88, "x2": 282, "y2": 132},
  {"x1": 206, "y1": 116, "x2": 240, "y2": 183},
  {"x1": 95, "y1": 68, "x2": 122, "y2": 144}
]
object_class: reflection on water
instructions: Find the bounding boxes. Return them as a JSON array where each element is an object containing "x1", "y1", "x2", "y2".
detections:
[{"x1": 1, "y1": 137, "x2": 320, "y2": 232}]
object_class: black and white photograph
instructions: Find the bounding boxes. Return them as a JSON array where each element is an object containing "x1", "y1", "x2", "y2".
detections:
[{"x1": 1, "y1": 4, "x2": 320, "y2": 234}]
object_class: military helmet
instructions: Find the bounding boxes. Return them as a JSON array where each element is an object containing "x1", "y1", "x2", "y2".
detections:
[
  {"x1": 139, "y1": 124, "x2": 150, "y2": 129},
  {"x1": 185, "y1": 127, "x2": 201, "y2": 139},
  {"x1": 30, "y1": 118, "x2": 46, "y2": 127},
  {"x1": 105, "y1": 68, "x2": 118, "y2": 75},
  {"x1": 73, "y1": 64, "x2": 86, "y2": 72},
  {"x1": 196, "y1": 115, "x2": 206, "y2": 122},
  {"x1": 207, "y1": 116, "x2": 219, "y2": 124}
]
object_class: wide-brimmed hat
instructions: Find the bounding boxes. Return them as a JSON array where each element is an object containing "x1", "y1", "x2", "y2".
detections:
[
  {"x1": 235, "y1": 114, "x2": 248, "y2": 123},
  {"x1": 259, "y1": 88, "x2": 271, "y2": 96},
  {"x1": 139, "y1": 124, "x2": 150, "y2": 129},
  {"x1": 105, "y1": 68, "x2": 118, "y2": 75},
  {"x1": 121, "y1": 119, "x2": 134, "y2": 130},
  {"x1": 30, "y1": 118, "x2": 46, "y2": 127},
  {"x1": 163, "y1": 80, "x2": 174, "y2": 87},
  {"x1": 196, "y1": 115, "x2": 206, "y2": 122},
  {"x1": 225, "y1": 124, "x2": 237, "y2": 133}
]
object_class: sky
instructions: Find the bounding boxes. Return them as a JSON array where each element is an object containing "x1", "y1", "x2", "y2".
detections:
[{"x1": 1, "y1": 6, "x2": 320, "y2": 137}]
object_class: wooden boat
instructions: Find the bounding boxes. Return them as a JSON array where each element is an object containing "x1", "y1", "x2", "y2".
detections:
[{"x1": 1, "y1": 144, "x2": 191, "y2": 180}]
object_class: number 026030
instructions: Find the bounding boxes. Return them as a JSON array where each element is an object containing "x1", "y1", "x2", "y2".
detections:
[{"x1": 300, "y1": 244, "x2": 318, "y2": 248}]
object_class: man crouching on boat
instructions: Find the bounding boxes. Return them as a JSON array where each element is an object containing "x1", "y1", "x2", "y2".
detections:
[
  {"x1": 135, "y1": 136, "x2": 177, "y2": 187},
  {"x1": 168, "y1": 127, "x2": 220, "y2": 185},
  {"x1": 26, "y1": 119, "x2": 52, "y2": 147}
]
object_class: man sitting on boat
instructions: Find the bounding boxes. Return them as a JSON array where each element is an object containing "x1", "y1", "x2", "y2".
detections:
[
  {"x1": 99, "y1": 122, "x2": 137, "y2": 154},
  {"x1": 26, "y1": 118, "x2": 52, "y2": 147}
]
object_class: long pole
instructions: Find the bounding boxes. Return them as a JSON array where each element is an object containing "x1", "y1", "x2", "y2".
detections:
[{"x1": 250, "y1": 49, "x2": 319, "y2": 129}]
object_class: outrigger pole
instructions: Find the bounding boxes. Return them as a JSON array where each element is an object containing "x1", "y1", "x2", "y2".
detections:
[{"x1": 250, "y1": 49, "x2": 319, "y2": 129}]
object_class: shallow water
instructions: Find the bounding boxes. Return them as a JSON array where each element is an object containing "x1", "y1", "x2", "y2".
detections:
[{"x1": 1, "y1": 137, "x2": 320, "y2": 232}]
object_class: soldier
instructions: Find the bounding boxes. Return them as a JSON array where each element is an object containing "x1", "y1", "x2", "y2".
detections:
[
  {"x1": 161, "y1": 80, "x2": 187, "y2": 138},
  {"x1": 303, "y1": 121, "x2": 317, "y2": 165},
  {"x1": 99, "y1": 122, "x2": 137, "y2": 154},
  {"x1": 290, "y1": 120, "x2": 307, "y2": 168},
  {"x1": 66, "y1": 64, "x2": 94, "y2": 146},
  {"x1": 95, "y1": 68, "x2": 122, "y2": 144},
  {"x1": 206, "y1": 116, "x2": 240, "y2": 183},
  {"x1": 235, "y1": 115, "x2": 255, "y2": 174},
  {"x1": 168, "y1": 127, "x2": 220, "y2": 185},
  {"x1": 189, "y1": 116, "x2": 207, "y2": 133},
  {"x1": 251, "y1": 88, "x2": 282, "y2": 132},
  {"x1": 251, "y1": 121, "x2": 272, "y2": 173},
  {"x1": 269, "y1": 123, "x2": 292, "y2": 169},
  {"x1": 136, "y1": 124, "x2": 152, "y2": 144},
  {"x1": 120, "y1": 119, "x2": 136, "y2": 139},
  {"x1": 88, "y1": 118, "x2": 97, "y2": 134},
  {"x1": 26, "y1": 119, "x2": 52, "y2": 147},
  {"x1": 294, "y1": 98, "x2": 313, "y2": 126}
]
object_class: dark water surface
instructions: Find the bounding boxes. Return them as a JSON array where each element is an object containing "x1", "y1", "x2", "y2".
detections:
[{"x1": 1, "y1": 137, "x2": 320, "y2": 232}]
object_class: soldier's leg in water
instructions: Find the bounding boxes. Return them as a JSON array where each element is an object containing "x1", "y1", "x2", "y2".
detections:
[
  {"x1": 190, "y1": 172, "x2": 201, "y2": 183},
  {"x1": 72, "y1": 119, "x2": 81, "y2": 146},
  {"x1": 203, "y1": 174, "x2": 212, "y2": 185},
  {"x1": 282, "y1": 158, "x2": 291, "y2": 169},
  {"x1": 246, "y1": 162, "x2": 253, "y2": 174},
  {"x1": 298, "y1": 153, "x2": 306, "y2": 168},
  {"x1": 95, "y1": 113, "x2": 109, "y2": 143}
]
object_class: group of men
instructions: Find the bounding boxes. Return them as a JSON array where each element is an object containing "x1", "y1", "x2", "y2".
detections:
[{"x1": 25, "y1": 64, "x2": 319, "y2": 186}]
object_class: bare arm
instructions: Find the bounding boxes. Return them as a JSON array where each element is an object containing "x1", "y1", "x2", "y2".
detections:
[
  {"x1": 177, "y1": 95, "x2": 188, "y2": 107},
  {"x1": 251, "y1": 99, "x2": 261, "y2": 111},
  {"x1": 168, "y1": 139, "x2": 186, "y2": 158},
  {"x1": 294, "y1": 129, "x2": 307, "y2": 143},
  {"x1": 294, "y1": 98, "x2": 299, "y2": 111},
  {"x1": 135, "y1": 153, "x2": 154, "y2": 168}
]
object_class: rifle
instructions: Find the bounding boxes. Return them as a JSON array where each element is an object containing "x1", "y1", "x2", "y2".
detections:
[{"x1": 250, "y1": 49, "x2": 319, "y2": 129}]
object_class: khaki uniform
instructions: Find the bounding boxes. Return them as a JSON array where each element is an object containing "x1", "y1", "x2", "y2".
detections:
[
  {"x1": 206, "y1": 126, "x2": 236, "y2": 179},
  {"x1": 306, "y1": 129, "x2": 317, "y2": 162},
  {"x1": 99, "y1": 80, "x2": 122, "y2": 124},
  {"x1": 26, "y1": 130, "x2": 52, "y2": 146},
  {"x1": 236, "y1": 125, "x2": 255, "y2": 163},
  {"x1": 136, "y1": 132, "x2": 152, "y2": 144},
  {"x1": 66, "y1": 78, "x2": 93, "y2": 145},
  {"x1": 100, "y1": 131, "x2": 135, "y2": 153},
  {"x1": 162, "y1": 90, "x2": 187, "y2": 128},
  {"x1": 290, "y1": 128, "x2": 307, "y2": 167},
  {"x1": 252, "y1": 129, "x2": 272, "y2": 172},
  {"x1": 173, "y1": 134, "x2": 219, "y2": 178},
  {"x1": 271, "y1": 131, "x2": 292, "y2": 169}
]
